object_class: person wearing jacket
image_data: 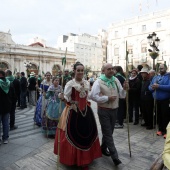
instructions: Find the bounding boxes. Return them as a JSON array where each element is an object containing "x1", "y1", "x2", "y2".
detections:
[
  {"x1": 20, "y1": 72, "x2": 28, "y2": 109},
  {"x1": 113, "y1": 66, "x2": 126, "y2": 129},
  {"x1": 28, "y1": 72, "x2": 36, "y2": 106},
  {"x1": 5, "y1": 69, "x2": 18, "y2": 130},
  {"x1": 0, "y1": 70, "x2": 14, "y2": 144},
  {"x1": 140, "y1": 67, "x2": 154, "y2": 130},
  {"x1": 149, "y1": 64, "x2": 170, "y2": 139},
  {"x1": 128, "y1": 69, "x2": 142, "y2": 125}
]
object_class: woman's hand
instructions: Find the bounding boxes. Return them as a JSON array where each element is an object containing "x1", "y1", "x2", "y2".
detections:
[{"x1": 58, "y1": 93, "x2": 65, "y2": 101}]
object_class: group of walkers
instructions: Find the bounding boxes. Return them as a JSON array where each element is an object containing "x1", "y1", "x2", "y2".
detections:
[{"x1": 0, "y1": 61, "x2": 170, "y2": 170}]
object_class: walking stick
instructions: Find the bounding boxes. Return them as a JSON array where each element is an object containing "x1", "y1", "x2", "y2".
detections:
[
  {"x1": 125, "y1": 41, "x2": 132, "y2": 157},
  {"x1": 153, "y1": 64, "x2": 159, "y2": 137},
  {"x1": 57, "y1": 47, "x2": 67, "y2": 170}
]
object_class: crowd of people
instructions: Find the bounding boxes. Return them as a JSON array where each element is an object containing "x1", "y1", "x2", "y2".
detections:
[{"x1": 0, "y1": 61, "x2": 170, "y2": 170}]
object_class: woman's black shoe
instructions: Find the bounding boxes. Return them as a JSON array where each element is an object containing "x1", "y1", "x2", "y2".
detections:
[
  {"x1": 112, "y1": 158, "x2": 122, "y2": 166},
  {"x1": 101, "y1": 148, "x2": 110, "y2": 156},
  {"x1": 146, "y1": 126, "x2": 153, "y2": 130},
  {"x1": 141, "y1": 123, "x2": 147, "y2": 126},
  {"x1": 134, "y1": 122, "x2": 139, "y2": 125}
]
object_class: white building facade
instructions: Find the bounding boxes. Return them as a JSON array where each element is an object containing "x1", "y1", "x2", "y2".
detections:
[
  {"x1": 0, "y1": 31, "x2": 76, "y2": 76},
  {"x1": 57, "y1": 33, "x2": 104, "y2": 72},
  {"x1": 107, "y1": 9, "x2": 170, "y2": 71}
]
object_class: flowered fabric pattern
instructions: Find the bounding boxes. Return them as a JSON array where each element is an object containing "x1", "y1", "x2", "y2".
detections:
[{"x1": 42, "y1": 84, "x2": 65, "y2": 135}]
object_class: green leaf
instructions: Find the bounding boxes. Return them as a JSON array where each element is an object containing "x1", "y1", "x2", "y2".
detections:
[{"x1": 62, "y1": 57, "x2": 66, "y2": 66}]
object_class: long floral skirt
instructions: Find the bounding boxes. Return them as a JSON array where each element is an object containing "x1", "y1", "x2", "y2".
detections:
[{"x1": 54, "y1": 105, "x2": 102, "y2": 166}]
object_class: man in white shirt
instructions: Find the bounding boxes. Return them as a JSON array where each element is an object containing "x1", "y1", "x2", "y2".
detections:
[{"x1": 90, "y1": 63, "x2": 127, "y2": 166}]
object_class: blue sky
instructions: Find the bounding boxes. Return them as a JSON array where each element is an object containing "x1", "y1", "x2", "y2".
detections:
[{"x1": 1, "y1": 0, "x2": 170, "y2": 47}]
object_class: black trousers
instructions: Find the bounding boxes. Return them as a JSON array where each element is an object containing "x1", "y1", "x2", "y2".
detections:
[
  {"x1": 141, "y1": 99, "x2": 154, "y2": 127},
  {"x1": 17, "y1": 92, "x2": 20, "y2": 107},
  {"x1": 157, "y1": 99, "x2": 170, "y2": 134},
  {"x1": 117, "y1": 99, "x2": 126, "y2": 125},
  {"x1": 10, "y1": 102, "x2": 16, "y2": 128},
  {"x1": 129, "y1": 99, "x2": 140, "y2": 122}
]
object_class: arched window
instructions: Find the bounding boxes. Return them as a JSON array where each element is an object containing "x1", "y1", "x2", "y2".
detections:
[
  {"x1": 0, "y1": 62, "x2": 8, "y2": 71},
  {"x1": 28, "y1": 63, "x2": 38, "y2": 75},
  {"x1": 30, "y1": 64, "x2": 37, "y2": 70}
]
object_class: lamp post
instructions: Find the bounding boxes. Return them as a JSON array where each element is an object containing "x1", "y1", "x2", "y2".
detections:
[{"x1": 147, "y1": 32, "x2": 160, "y2": 70}]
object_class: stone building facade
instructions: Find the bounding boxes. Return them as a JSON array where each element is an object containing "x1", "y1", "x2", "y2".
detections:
[
  {"x1": 57, "y1": 33, "x2": 104, "y2": 72},
  {"x1": 107, "y1": 9, "x2": 170, "y2": 70},
  {"x1": 0, "y1": 31, "x2": 76, "y2": 76}
]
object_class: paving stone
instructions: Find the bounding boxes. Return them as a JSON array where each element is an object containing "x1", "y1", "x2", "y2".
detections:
[
  {"x1": 0, "y1": 154, "x2": 21, "y2": 168},
  {"x1": 3, "y1": 102, "x2": 166, "y2": 170},
  {"x1": 0, "y1": 143, "x2": 20, "y2": 153},
  {"x1": 10, "y1": 146, "x2": 35, "y2": 157}
]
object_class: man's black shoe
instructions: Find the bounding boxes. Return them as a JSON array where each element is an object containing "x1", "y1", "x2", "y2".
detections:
[
  {"x1": 10, "y1": 125, "x2": 18, "y2": 131},
  {"x1": 146, "y1": 126, "x2": 153, "y2": 130},
  {"x1": 101, "y1": 148, "x2": 110, "y2": 156},
  {"x1": 113, "y1": 158, "x2": 122, "y2": 166},
  {"x1": 19, "y1": 107, "x2": 24, "y2": 110},
  {"x1": 134, "y1": 121, "x2": 139, "y2": 125},
  {"x1": 24, "y1": 105, "x2": 27, "y2": 108},
  {"x1": 141, "y1": 123, "x2": 147, "y2": 126}
]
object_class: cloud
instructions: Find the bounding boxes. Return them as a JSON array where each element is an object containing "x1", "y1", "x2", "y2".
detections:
[{"x1": 1, "y1": 0, "x2": 170, "y2": 46}]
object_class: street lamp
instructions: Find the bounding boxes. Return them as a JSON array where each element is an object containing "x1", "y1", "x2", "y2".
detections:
[{"x1": 147, "y1": 32, "x2": 160, "y2": 69}]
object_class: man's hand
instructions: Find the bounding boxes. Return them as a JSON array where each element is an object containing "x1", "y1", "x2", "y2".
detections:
[
  {"x1": 152, "y1": 83, "x2": 159, "y2": 90},
  {"x1": 108, "y1": 96, "x2": 117, "y2": 102}
]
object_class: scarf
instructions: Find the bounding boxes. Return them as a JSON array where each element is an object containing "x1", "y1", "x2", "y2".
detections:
[
  {"x1": 0, "y1": 78, "x2": 10, "y2": 94},
  {"x1": 6, "y1": 75, "x2": 15, "y2": 82},
  {"x1": 116, "y1": 73, "x2": 126, "y2": 80},
  {"x1": 99, "y1": 74, "x2": 115, "y2": 88},
  {"x1": 129, "y1": 75, "x2": 137, "y2": 80},
  {"x1": 64, "y1": 75, "x2": 71, "y2": 80}
]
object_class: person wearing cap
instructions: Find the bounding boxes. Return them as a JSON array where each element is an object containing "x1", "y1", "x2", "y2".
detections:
[
  {"x1": 149, "y1": 64, "x2": 170, "y2": 139},
  {"x1": 140, "y1": 67, "x2": 154, "y2": 130},
  {"x1": 128, "y1": 69, "x2": 142, "y2": 125},
  {"x1": 28, "y1": 72, "x2": 36, "y2": 106}
]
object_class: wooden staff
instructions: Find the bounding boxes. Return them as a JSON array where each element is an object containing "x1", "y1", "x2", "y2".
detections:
[
  {"x1": 125, "y1": 41, "x2": 132, "y2": 157},
  {"x1": 57, "y1": 47, "x2": 67, "y2": 170},
  {"x1": 152, "y1": 63, "x2": 159, "y2": 137}
]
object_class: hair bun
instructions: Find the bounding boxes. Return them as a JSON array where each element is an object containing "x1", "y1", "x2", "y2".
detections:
[{"x1": 73, "y1": 62, "x2": 84, "y2": 71}]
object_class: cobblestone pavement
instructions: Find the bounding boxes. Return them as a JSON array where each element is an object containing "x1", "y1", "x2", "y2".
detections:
[{"x1": 0, "y1": 101, "x2": 165, "y2": 170}]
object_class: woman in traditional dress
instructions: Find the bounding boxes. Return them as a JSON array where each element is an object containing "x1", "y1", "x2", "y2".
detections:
[
  {"x1": 34, "y1": 72, "x2": 52, "y2": 126},
  {"x1": 54, "y1": 62, "x2": 102, "y2": 170},
  {"x1": 42, "y1": 77, "x2": 65, "y2": 137}
]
